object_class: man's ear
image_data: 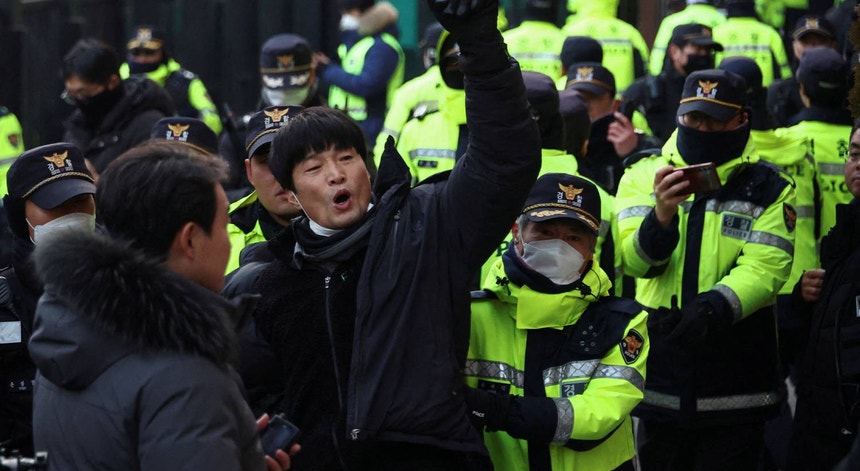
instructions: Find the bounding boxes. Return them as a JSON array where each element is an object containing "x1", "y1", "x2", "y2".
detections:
[
  {"x1": 169, "y1": 221, "x2": 198, "y2": 262},
  {"x1": 286, "y1": 190, "x2": 302, "y2": 210},
  {"x1": 106, "y1": 74, "x2": 122, "y2": 91},
  {"x1": 244, "y1": 159, "x2": 254, "y2": 183}
]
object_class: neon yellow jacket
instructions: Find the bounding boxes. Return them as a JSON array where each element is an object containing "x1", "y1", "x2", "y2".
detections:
[
  {"x1": 562, "y1": 1, "x2": 649, "y2": 94},
  {"x1": 789, "y1": 119, "x2": 854, "y2": 241},
  {"x1": 0, "y1": 109, "x2": 24, "y2": 196},
  {"x1": 753, "y1": 128, "x2": 816, "y2": 293},
  {"x1": 503, "y1": 21, "x2": 566, "y2": 80},
  {"x1": 713, "y1": 17, "x2": 791, "y2": 87},
  {"x1": 226, "y1": 191, "x2": 267, "y2": 274},
  {"x1": 120, "y1": 59, "x2": 222, "y2": 134},
  {"x1": 467, "y1": 259, "x2": 648, "y2": 471},
  {"x1": 329, "y1": 33, "x2": 405, "y2": 122},
  {"x1": 649, "y1": 5, "x2": 727, "y2": 75},
  {"x1": 373, "y1": 66, "x2": 444, "y2": 162}
]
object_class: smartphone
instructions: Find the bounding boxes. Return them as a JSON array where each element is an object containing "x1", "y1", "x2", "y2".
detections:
[
  {"x1": 260, "y1": 414, "x2": 301, "y2": 457},
  {"x1": 676, "y1": 162, "x2": 721, "y2": 193}
]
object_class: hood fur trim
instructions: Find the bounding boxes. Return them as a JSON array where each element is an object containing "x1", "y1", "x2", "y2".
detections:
[
  {"x1": 359, "y1": 1, "x2": 398, "y2": 37},
  {"x1": 33, "y1": 230, "x2": 237, "y2": 366}
]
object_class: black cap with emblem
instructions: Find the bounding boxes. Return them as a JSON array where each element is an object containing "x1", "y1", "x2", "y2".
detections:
[
  {"x1": 245, "y1": 105, "x2": 305, "y2": 158},
  {"x1": 260, "y1": 34, "x2": 314, "y2": 92},
  {"x1": 150, "y1": 117, "x2": 219, "y2": 155},
  {"x1": 678, "y1": 69, "x2": 747, "y2": 121},
  {"x1": 6, "y1": 142, "x2": 95, "y2": 209},
  {"x1": 565, "y1": 62, "x2": 616, "y2": 97},
  {"x1": 520, "y1": 173, "x2": 601, "y2": 235}
]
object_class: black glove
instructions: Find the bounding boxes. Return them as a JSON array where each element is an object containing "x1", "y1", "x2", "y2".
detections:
[
  {"x1": 664, "y1": 292, "x2": 733, "y2": 350},
  {"x1": 647, "y1": 306, "x2": 682, "y2": 336},
  {"x1": 461, "y1": 385, "x2": 513, "y2": 432},
  {"x1": 426, "y1": 0, "x2": 507, "y2": 76}
]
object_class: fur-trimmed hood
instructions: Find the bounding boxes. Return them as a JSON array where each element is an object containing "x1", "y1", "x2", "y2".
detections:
[
  {"x1": 358, "y1": 1, "x2": 399, "y2": 37},
  {"x1": 29, "y1": 229, "x2": 240, "y2": 391}
]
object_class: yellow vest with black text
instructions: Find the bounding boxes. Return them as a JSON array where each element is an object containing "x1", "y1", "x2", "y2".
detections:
[
  {"x1": 562, "y1": 15, "x2": 649, "y2": 93},
  {"x1": 467, "y1": 261, "x2": 648, "y2": 471},
  {"x1": 329, "y1": 34, "x2": 405, "y2": 122},
  {"x1": 712, "y1": 18, "x2": 791, "y2": 87},
  {"x1": 503, "y1": 21, "x2": 566, "y2": 80}
]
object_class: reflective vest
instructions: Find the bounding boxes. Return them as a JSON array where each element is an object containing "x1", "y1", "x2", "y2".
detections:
[
  {"x1": 649, "y1": 5, "x2": 727, "y2": 75},
  {"x1": 0, "y1": 109, "x2": 24, "y2": 196},
  {"x1": 479, "y1": 149, "x2": 622, "y2": 296},
  {"x1": 226, "y1": 191, "x2": 266, "y2": 274},
  {"x1": 394, "y1": 85, "x2": 466, "y2": 184},
  {"x1": 373, "y1": 67, "x2": 444, "y2": 165},
  {"x1": 713, "y1": 18, "x2": 791, "y2": 87},
  {"x1": 329, "y1": 33, "x2": 404, "y2": 122},
  {"x1": 754, "y1": 128, "x2": 817, "y2": 294},
  {"x1": 503, "y1": 21, "x2": 566, "y2": 80},
  {"x1": 562, "y1": 16, "x2": 649, "y2": 94},
  {"x1": 467, "y1": 261, "x2": 648, "y2": 471},
  {"x1": 616, "y1": 133, "x2": 794, "y2": 424},
  {"x1": 788, "y1": 120, "x2": 854, "y2": 241},
  {"x1": 120, "y1": 59, "x2": 222, "y2": 134}
]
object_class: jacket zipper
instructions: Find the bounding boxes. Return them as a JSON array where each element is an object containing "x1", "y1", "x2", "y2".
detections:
[
  {"x1": 387, "y1": 210, "x2": 401, "y2": 278},
  {"x1": 324, "y1": 275, "x2": 350, "y2": 468}
]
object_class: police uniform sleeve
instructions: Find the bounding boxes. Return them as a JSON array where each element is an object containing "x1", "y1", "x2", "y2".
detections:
[
  {"x1": 769, "y1": 29, "x2": 792, "y2": 82},
  {"x1": 186, "y1": 77, "x2": 223, "y2": 134},
  {"x1": 373, "y1": 83, "x2": 413, "y2": 167},
  {"x1": 616, "y1": 157, "x2": 681, "y2": 278},
  {"x1": 709, "y1": 178, "x2": 795, "y2": 321}
]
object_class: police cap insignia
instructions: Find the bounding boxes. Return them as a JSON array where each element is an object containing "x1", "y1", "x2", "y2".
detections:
[
  {"x1": 43, "y1": 151, "x2": 68, "y2": 168},
  {"x1": 619, "y1": 329, "x2": 644, "y2": 365},
  {"x1": 263, "y1": 107, "x2": 291, "y2": 123},
  {"x1": 576, "y1": 66, "x2": 593, "y2": 80},
  {"x1": 277, "y1": 54, "x2": 294, "y2": 68},
  {"x1": 167, "y1": 123, "x2": 190, "y2": 138},
  {"x1": 558, "y1": 183, "x2": 584, "y2": 201},
  {"x1": 698, "y1": 80, "x2": 719, "y2": 96}
]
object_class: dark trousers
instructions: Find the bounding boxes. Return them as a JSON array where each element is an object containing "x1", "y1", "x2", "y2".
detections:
[
  {"x1": 637, "y1": 420, "x2": 766, "y2": 471},
  {"x1": 357, "y1": 442, "x2": 494, "y2": 471}
]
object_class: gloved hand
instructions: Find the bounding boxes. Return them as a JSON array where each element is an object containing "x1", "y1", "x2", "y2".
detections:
[
  {"x1": 461, "y1": 385, "x2": 513, "y2": 432},
  {"x1": 647, "y1": 306, "x2": 682, "y2": 336},
  {"x1": 426, "y1": 0, "x2": 507, "y2": 76},
  {"x1": 664, "y1": 292, "x2": 733, "y2": 350}
]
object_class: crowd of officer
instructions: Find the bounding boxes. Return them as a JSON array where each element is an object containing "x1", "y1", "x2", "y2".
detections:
[{"x1": 0, "y1": 0, "x2": 859, "y2": 469}]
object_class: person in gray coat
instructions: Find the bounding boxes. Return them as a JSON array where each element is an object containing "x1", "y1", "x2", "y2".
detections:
[{"x1": 28, "y1": 141, "x2": 293, "y2": 470}]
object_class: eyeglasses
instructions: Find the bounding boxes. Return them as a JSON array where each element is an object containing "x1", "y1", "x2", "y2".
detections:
[
  {"x1": 130, "y1": 48, "x2": 160, "y2": 57},
  {"x1": 680, "y1": 111, "x2": 739, "y2": 131},
  {"x1": 60, "y1": 83, "x2": 107, "y2": 105}
]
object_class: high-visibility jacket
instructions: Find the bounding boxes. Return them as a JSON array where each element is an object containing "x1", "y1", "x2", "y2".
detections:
[
  {"x1": 0, "y1": 108, "x2": 24, "y2": 196},
  {"x1": 373, "y1": 66, "x2": 443, "y2": 162},
  {"x1": 479, "y1": 149, "x2": 622, "y2": 296},
  {"x1": 788, "y1": 118, "x2": 853, "y2": 241},
  {"x1": 393, "y1": 85, "x2": 466, "y2": 185},
  {"x1": 467, "y1": 259, "x2": 648, "y2": 471},
  {"x1": 562, "y1": 8, "x2": 649, "y2": 94},
  {"x1": 753, "y1": 128, "x2": 816, "y2": 294},
  {"x1": 503, "y1": 21, "x2": 566, "y2": 80},
  {"x1": 329, "y1": 33, "x2": 404, "y2": 123},
  {"x1": 713, "y1": 17, "x2": 791, "y2": 87},
  {"x1": 649, "y1": 5, "x2": 727, "y2": 75},
  {"x1": 226, "y1": 190, "x2": 267, "y2": 274},
  {"x1": 616, "y1": 132, "x2": 795, "y2": 425},
  {"x1": 120, "y1": 59, "x2": 222, "y2": 134}
]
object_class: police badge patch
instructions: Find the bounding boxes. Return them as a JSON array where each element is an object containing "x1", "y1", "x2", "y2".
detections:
[
  {"x1": 783, "y1": 203, "x2": 797, "y2": 232},
  {"x1": 619, "y1": 329, "x2": 644, "y2": 365}
]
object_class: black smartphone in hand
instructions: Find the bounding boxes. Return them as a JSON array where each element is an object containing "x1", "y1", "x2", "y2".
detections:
[
  {"x1": 676, "y1": 162, "x2": 721, "y2": 193},
  {"x1": 260, "y1": 414, "x2": 301, "y2": 457}
]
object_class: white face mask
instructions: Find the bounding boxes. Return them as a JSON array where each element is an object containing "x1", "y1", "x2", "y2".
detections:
[
  {"x1": 262, "y1": 87, "x2": 310, "y2": 107},
  {"x1": 339, "y1": 14, "x2": 360, "y2": 31},
  {"x1": 27, "y1": 212, "x2": 96, "y2": 245},
  {"x1": 520, "y1": 237, "x2": 586, "y2": 285}
]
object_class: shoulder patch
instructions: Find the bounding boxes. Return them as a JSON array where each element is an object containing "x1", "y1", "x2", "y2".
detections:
[
  {"x1": 619, "y1": 329, "x2": 644, "y2": 364},
  {"x1": 783, "y1": 203, "x2": 797, "y2": 233}
]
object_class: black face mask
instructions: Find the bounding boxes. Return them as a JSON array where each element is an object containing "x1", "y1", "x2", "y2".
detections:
[
  {"x1": 77, "y1": 85, "x2": 125, "y2": 126},
  {"x1": 676, "y1": 120, "x2": 750, "y2": 166},
  {"x1": 127, "y1": 59, "x2": 162, "y2": 75},
  {"x1": 683, "y1": 54, "x2": 715, "y2": 76},
  {"x1": 440, "y1": 57, "x2": 464, "y2": 90}
]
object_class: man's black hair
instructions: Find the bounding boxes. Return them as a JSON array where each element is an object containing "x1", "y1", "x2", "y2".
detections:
[
  {"x1": 62, "y1": 38, "x2": 122, "y2": 83},
  {"x1": 269, "y1": 107, "x2": 368, "y2": 191},
  {"x1": 96, "y1": 141, "x2": 228, "y2": 260}
]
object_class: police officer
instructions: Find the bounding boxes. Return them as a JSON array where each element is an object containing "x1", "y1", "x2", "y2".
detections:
[
  {"x1": 789, "y1": 46, "x2": 852, "y2": 241},
  {"x1": 226, "y1": 106, "x2": 303, "y2": 273},
  {"x1": 648, "y1": 0, "x2": 726, "y2": 76},
  {"x1": 561, "y1": 0, "x2": 649, "y2": 94},
  {"x1": 616, "y1": 69, "x2": 796, "y2": 470},
  {"x1": 121, "y1": 25, "x2": 222, "y2": 134},
  {"x1": 0, "y1": 143, "x2": 96, "y2": 455},
  {"x1": 0, "y1": 106, "x2": 25, "y2": 268},
  {"x1": 623, "y1": 23, "x2": 723, "y2": 143},
  {"x1": 149, "y1": 116, "x2": 220, "y2": 156},
  {"x1": 387, "y1": 31, "x2": 466, "y2": 184},
  {"x1": 220, "y1": 33, "x2": 322, "y2": 196},
  {"x1": 503, "y1": 0, "x2": 566, "y2": 79},
  {"x1": 713, "y1": 0, "x2": 792, "y2": 87},
  {"x1": 767, "y1": 15, "x2": 838, "y2": 127},
  {"x1": 464, "y1": 173, "x2": 648, "y2": 471},
  {"x1": 314, "y1": 0, "x2": 405, "y2": 146},
  {"x1": 556, "y1": 36, "x2": 603, "y2": 89},
  {"x1": 418, "y1": 22, "x2": 444, "y2": 72}
]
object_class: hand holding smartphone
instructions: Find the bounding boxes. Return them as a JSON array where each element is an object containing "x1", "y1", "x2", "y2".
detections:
[
  {"x1": 260, "y1": 413, "x2": 301, "y2": 457},
  {"x1": 675, "y1": 162, "x2": 720, "y2": 194}
]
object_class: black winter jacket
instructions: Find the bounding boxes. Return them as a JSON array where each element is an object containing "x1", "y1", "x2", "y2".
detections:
[
  {"x1": 29, "y1": 231, "x2": 265, "y2": 471},
  {"x1": 248, "y1": 60, "x2": 541, "y2": 469},
  {"x1": 63, "y1": 76, "x2": 174, "y2": 173}
]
